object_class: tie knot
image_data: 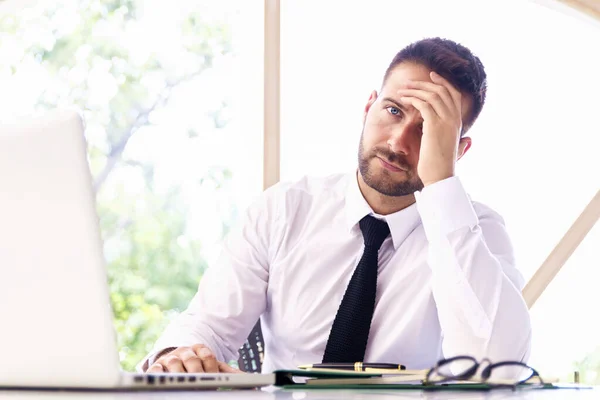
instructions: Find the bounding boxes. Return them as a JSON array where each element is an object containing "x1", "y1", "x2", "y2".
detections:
[{"x1": 359, "y1": 215, "x2": 390, "y2": 250}]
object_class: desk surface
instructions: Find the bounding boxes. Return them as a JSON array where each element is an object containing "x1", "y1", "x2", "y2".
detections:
[{"x1": 0, "y1": 388, "x2": 597, "y2": 399}]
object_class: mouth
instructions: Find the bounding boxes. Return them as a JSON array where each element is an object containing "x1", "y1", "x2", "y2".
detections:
[{"x1": 376, "y1": 157, "x2": 407, "y2": 172}]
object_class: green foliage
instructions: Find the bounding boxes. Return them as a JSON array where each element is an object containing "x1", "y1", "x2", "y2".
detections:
[
  {"x1": 574, "y1": 346, "x2": 600, "y2": 385},
  {"x1": 0, "y1": 0, "x2": 234, "y2": 371},
  {"x1": 100, "y1": 183, "x2": 208, "y2": 370}
]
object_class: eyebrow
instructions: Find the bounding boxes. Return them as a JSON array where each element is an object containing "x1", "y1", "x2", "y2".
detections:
[{"x1": 381, "y1": 97, "x2": 407, "y2": 111}]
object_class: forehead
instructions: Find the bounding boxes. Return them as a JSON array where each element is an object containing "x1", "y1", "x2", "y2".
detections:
[{"x1": 381, "y1": 62, "x2": 433, "y2": 94}]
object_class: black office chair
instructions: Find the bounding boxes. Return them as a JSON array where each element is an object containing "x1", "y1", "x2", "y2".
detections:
[{"x1": 237, "y1": 320, "x2": 264, "y2": 372}]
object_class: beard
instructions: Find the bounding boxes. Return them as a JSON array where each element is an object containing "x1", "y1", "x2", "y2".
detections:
[{"x1": 357, "y1": 134, "x2": 424, "y2": 197}]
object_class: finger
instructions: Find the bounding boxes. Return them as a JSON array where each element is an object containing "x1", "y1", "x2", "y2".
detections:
[
  {"x1": 218, "y1": 361, "x2": 243, "y2": 373},
  {"x1": 191, "y1": 344, "x2": 211, "y2": 354},
  {"x1": 399, "y1": 96, "x2": 438, "y2": 122},
  {"x1": 401, "y1": 81, "x2": 457, "y2": 117},
  {"x1": 194, "y1": 346, "x2": 219, "y2": 373},
  {"x1": 146, "y1": 363, "x2": 165, "y2": 374},
  {"x1": 396, "y1": 88, "x2": 449, "y2": 119},
  {"x1": 429, "y1": 72, "x2": 462, "y2": 111},
  {"x1": 161, "y1": 355, "x2": 186, "y2": 373},
  {"x1": 179, "y1": 348, "x2": 205, "y2": 373}
]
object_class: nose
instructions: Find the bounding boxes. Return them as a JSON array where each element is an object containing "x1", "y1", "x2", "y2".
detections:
[{"x1": 386, "y1": 122, "x2": 415, "y2": 155}]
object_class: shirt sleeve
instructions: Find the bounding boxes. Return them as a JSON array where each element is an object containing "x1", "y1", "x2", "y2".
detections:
[
  {"x1": 138, "y1": 184, "x2": 284, "y2": 369},
  {"x1": 415, "y1": 176, "x2": 531, "y2": 363}
]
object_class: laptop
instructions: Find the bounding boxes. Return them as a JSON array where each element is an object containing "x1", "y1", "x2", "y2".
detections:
[{"x1": 0, "y1": 110, "x2": 274, "y2": 390}]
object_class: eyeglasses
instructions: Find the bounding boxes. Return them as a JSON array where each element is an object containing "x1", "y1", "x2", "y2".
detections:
[{"x1": 424, "y1": 355, "x2": 546, "y2": 390}]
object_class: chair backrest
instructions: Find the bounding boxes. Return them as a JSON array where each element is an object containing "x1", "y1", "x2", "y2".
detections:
[{"x1": 237, "y1": 321, "x2": 264, "y2": 373}]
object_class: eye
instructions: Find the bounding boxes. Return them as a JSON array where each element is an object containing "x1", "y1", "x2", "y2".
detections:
[{"x1": 386, "y1": 106, "x2": 401, "y2": 116}]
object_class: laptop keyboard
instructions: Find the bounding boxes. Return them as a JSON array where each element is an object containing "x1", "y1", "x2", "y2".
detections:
[{"x1": 132, "y1": 373, "x2": 230, "y2": 387}]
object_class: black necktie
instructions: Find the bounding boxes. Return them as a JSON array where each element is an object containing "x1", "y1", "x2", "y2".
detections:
[{"x1": 322, "y1": 215, "x2": 391, "y2": 363}]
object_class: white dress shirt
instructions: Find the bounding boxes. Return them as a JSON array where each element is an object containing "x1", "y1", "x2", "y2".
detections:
[{"x1": 142, "y1": 172, "x2": 531, "y2": 373}]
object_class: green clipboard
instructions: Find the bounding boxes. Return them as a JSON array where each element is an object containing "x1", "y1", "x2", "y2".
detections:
[
  {"x1": 274, "y1": 369, "x2": 382, "y2": 386},
  {"x1": 273, "y1": 369, "x2": 592, "y2": 391}
]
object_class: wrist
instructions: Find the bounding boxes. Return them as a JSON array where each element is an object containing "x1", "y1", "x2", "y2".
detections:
[
  {"x1": 418, "y1": 160, "x2": 455, "y2": 187},
  {"x1": 421, "y1": 172, "x2": 454, "y2": 187},
  {"x1": 145, "y1": 347, "x2": 177, "y2": 371}
]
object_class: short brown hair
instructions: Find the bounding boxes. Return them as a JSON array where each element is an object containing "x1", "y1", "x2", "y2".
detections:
[{"x1": 383, "y1": 37, "x2": 487, "y2": 132}]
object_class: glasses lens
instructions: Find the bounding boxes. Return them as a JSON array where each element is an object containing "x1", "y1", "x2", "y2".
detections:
[
  {"x1": 486, "y1": 363, "x2": 536, "y2": 384},
  {"x1": 436, "y1": 357, "x2": 478, "y2": 379}
]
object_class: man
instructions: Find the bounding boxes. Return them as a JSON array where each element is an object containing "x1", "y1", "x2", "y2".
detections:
[{"x1": 142, "y1": 37, "x2": 531, "y2": 374}]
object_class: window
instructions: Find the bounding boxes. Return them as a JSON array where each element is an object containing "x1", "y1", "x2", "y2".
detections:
[
  {"x1": 281, "y1": 0, "x2": 600, "y2": 382},
  {"x1": 0, "y1": 0, "x2": 262, "y2": 370}
]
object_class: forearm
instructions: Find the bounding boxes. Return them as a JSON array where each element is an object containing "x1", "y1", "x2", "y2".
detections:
[
  {"x1": 428, "y1": 231, "x2": 531, "y2": 361},
  {"x1": 416, "y1": 177, "x2": 531, "y2": 361}
]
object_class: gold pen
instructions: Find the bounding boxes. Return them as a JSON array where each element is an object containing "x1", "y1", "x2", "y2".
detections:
[{"x1": 298, "y1": 362, "x2": 405, "y2": 371}]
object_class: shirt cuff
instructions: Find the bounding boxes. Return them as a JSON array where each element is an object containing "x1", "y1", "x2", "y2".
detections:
[{"x1": 414, "y1": 176, "x2": 478, "y2": 242}]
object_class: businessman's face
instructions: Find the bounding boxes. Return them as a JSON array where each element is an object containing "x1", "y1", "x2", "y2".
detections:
[
  {"x1": 358, "y1": 62, "x2": 429, "y2": 197},
  {"x1": 358, "y1": 62, "x2": 473, "y2": 197}
]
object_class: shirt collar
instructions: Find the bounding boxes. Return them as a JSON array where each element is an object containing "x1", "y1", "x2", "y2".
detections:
[{"x1": 344, "y1": 170, "x2": 421, "y2": 250}]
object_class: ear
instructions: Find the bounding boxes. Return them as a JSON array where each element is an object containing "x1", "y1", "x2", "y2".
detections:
[
  {"x1": 363, "y1": 90, "x2": 378, "y2": 123},
  {"x1": 457, "y1": 136, "x2": 472, "y2": 161}
]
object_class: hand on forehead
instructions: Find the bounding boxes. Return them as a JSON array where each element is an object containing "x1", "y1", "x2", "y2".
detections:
[{"x1": 382, "y1": 62, "x2": 472, "y2": 123}]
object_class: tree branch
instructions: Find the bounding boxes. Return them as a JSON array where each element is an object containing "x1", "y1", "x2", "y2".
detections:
[{"x1": 93, "y1": 71, "x2": 204, "y2": 193}]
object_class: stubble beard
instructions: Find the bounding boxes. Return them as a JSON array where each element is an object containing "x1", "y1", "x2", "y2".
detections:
[{"x1": 357, "y1": 134, "x2": 424, "y2": 197}]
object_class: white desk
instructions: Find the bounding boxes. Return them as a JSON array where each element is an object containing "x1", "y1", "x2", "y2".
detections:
[{"x1": 0, "y1": 388, "x2": 597, "y2": 399}]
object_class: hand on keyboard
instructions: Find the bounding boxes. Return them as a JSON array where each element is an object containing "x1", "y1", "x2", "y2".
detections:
[{"x1": 146, "y1": 344, "x2": 241, "y2": 374}]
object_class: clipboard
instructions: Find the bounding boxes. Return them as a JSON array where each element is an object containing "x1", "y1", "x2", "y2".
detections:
[{"x1": 273, "y1": 369, "x2": 592, "y2": 391}]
